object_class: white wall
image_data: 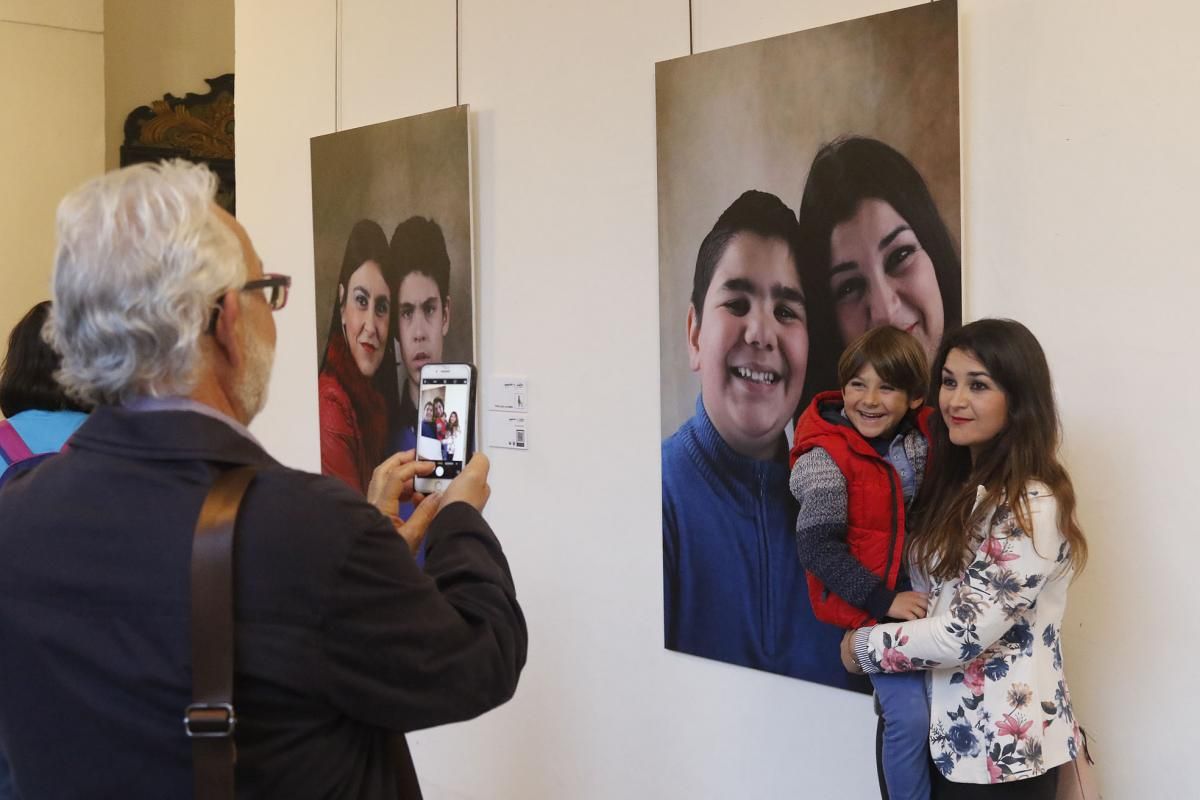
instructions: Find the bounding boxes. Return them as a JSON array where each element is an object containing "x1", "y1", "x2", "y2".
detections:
[
  {"x1": 237, "y1": 1, "x2": 1200, "y2": 797},
  {"x1": 0, "y1": 0, "x2": 234, "y2": 375},
  {"x1": 0, "y1": 1, "x2": 104, "y2": 359},
  {"x1": 104, "y1": 0, "x2": 234, "y2": 171}
]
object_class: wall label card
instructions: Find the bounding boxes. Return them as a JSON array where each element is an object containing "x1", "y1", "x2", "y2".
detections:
[
  {"x1": 486, "y1": 411, "x2": 528, "y2": 451},
  {"x1": 488, "y1": 375, "x2": 529, "y2": 412}
]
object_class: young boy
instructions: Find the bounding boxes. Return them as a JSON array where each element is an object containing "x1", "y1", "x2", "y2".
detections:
[
  {"x1": 789, "y1": 325, "x2": 934, "y2": 800},
  {"x1": 662, "y1": 190, "x2": 855, "y2": 691}
]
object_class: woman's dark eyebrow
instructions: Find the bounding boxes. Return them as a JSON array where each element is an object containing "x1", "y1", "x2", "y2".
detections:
[
  {"x1": 830, "y1": 261, "x2": 857, "y2": 276},
  {"x1": 878, "y1": 224, "x2": 911, "y2": 250},
  {"x1": 942, "y1": 368, "x2": 993, "y2": 379}
]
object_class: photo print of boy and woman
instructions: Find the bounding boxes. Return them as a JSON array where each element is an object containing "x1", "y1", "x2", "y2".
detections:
[
  {"x1": 657, "y1": 1, "x2": 961, "y2": 692},
  {"x1": 417, "y1": 378, "x2": 470, "y2": 477},
  {"x1": 310, "y1": 105, "x2": 476, "y2": 500}
]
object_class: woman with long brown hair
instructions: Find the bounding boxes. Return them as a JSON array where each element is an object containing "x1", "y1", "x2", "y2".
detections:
[{"x1": 841, "y1": 319, "x2": 1087, "y2": 799}]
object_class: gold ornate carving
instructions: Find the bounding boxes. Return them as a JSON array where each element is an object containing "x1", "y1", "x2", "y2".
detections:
[
  {"x1": 136, "y1": 92, "x2": 234, "y2": 159},
  {"x1": 120, "y1": 74, "x2": 236, "y2": 213}
]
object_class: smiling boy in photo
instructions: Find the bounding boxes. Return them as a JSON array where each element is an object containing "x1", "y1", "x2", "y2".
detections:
[{"x1": 661, "y1": 190, "x2": 854, "y2": 689}]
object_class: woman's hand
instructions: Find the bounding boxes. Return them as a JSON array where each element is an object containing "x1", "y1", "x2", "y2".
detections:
[{"x1": 841, "y1": 629, "x2": 865, "y2": 674}]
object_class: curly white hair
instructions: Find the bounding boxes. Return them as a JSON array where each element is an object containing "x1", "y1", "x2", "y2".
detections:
[{"x1": 46, "y1": 160, "x2": 246, "y2": 405}]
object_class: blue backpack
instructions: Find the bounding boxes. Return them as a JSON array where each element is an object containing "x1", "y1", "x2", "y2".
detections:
[{"x1": 0, "y1": 420, "x2": 60, "y2": 490}]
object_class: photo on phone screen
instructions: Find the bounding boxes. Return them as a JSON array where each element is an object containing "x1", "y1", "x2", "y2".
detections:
[{"x1": 415, "y1": 363, "x2": 475, "y2": 491}]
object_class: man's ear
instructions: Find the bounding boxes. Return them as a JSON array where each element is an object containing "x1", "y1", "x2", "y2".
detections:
[
  {"x1": 441, "y1": 295, "x2": 451, "y2": 337},
  {"x1": 909, "y1": 393, "x2": 925, "y2": 411},
  {"x1": 211, "y1": 289, "x2": 243, "y2": 369},
  {"x1": 686, "y1": 304, "x2": 702, "y2": 373}
]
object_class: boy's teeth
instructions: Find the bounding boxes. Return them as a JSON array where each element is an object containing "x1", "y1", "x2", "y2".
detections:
[{"x1": 734, "y1": 367, "x2": 777, "y2": 384}]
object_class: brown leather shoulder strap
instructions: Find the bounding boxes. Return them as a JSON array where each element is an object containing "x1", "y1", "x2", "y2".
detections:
[{"x1": 187, "y1": 465, "x2": 256, "y2": 800}]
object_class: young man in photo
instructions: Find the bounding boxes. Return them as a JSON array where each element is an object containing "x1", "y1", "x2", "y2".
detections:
[{"x1": 390, "y1": 216, "x2": 452, "y2": 455}]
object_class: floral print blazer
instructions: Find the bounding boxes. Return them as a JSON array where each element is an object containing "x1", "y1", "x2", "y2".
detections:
[{"x1": 852, "y1": 483, "x2": 1081, "y2": 784}]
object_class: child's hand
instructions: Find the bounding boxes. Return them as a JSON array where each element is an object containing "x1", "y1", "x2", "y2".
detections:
[{"x1": 887, "y1": 591, "x2": 929, "y2": 620}]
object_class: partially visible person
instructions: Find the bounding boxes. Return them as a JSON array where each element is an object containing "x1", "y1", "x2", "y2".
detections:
[
  {"x1": 445, "y1": 411, "x2": 461, "y2": 460},
  {"x1": 420, "y1": 401, "x2": 436, "y2": 439},
  {"x1": 0, "y1": 301, "x2": 89, "y2": 480},
  {"x1": 415, "y1": 398, "x2": 442, "y2": 464},
  {"x1": 796, "y1": 136, "x2": 961, "y2": 395},
  {"x1": 842, "y1": 319, "x2": 1087, "y2": 799},
  {"x1": 790, "y1": 325, "x2": 934, "y2": 800},
  {"x1": 318, "y1": 219, "x2": 402, "y2": 494},
  {"x1": 0, "y1": 161, "x2": 525, "y2": 798},
  {"x1": 662, "y1": 189, "x2": 859, "y2": 689},
  {"x1": 434, "y1": 397, "x2": 447, "y2": 439},
  {"x1": 390, "y1": 217, "x2": 453, "y2": 454}
]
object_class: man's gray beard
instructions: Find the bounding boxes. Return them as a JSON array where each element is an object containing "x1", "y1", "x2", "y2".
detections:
[{"x1": 234, "y1": 322, "x2": 274, "y2": 422}]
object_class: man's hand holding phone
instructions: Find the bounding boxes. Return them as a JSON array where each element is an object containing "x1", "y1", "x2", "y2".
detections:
[
  {"x1": 367, "y1": 450, "x2": 438, "y2": 554},
  {"x1": 366, "y1": 450, "x2": 491, "y2": 554},
  {"x1": 440, "y1": 453, "x2": 491, "y2": 512}
]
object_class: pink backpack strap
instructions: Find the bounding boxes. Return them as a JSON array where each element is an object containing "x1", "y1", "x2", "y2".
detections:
[{"x1": 0, "y1": 419, "x2": 35, "y2": 463}]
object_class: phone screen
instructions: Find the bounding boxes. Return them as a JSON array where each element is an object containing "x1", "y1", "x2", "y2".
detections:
[{"x1": 415, "y1": 364, "x2": 473, "y2": 484}]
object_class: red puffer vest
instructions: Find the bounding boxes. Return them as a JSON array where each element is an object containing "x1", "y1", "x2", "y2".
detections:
[{"x1": 789, "y1": 391, "x2": 932, "y2": 628}]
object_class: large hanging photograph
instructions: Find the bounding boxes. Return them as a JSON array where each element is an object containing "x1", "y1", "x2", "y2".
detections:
[
  {"x1": 657, "y1": 1, "x2": 961, "y2": 690},
  {"x1": 311, "y1": 105, "x2": 475, "y2": 497}
]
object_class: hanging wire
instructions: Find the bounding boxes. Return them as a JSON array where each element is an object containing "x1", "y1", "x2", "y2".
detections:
[
  {"x1": 456, "y1": 0, "x2": 461, "y2": 106},
  {"x1": 334, "y1": 0, "x2": 343, "y2": 130},
  {"x1": 688, "y1": 0, "x2": 694, "y2": 55}
]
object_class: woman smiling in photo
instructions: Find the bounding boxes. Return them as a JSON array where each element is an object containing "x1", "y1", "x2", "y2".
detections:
[{"x1": 797, "y1": 136, "x2": 961, "y2": 395}]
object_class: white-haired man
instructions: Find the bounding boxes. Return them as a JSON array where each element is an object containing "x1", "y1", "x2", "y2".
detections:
[{"x1": 0, "y1": 161, "x2": 525, "y2": 799}]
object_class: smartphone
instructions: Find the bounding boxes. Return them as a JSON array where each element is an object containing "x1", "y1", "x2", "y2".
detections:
[{"x1": 413, "y1": 362, "x2": 477, "y2": 494}]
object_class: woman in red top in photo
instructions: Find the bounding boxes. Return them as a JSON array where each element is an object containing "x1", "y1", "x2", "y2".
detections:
[{"x1": 318, "y1": 219, "x2": 401, "y2": 493}]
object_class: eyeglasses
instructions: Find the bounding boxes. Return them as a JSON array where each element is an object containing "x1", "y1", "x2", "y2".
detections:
[
  {"x1": 242, "y1": 273, "x2": 291, "y2": 311},
  {"x1": 206, "y1": 273, "x2": 292, "y2": 335}
]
